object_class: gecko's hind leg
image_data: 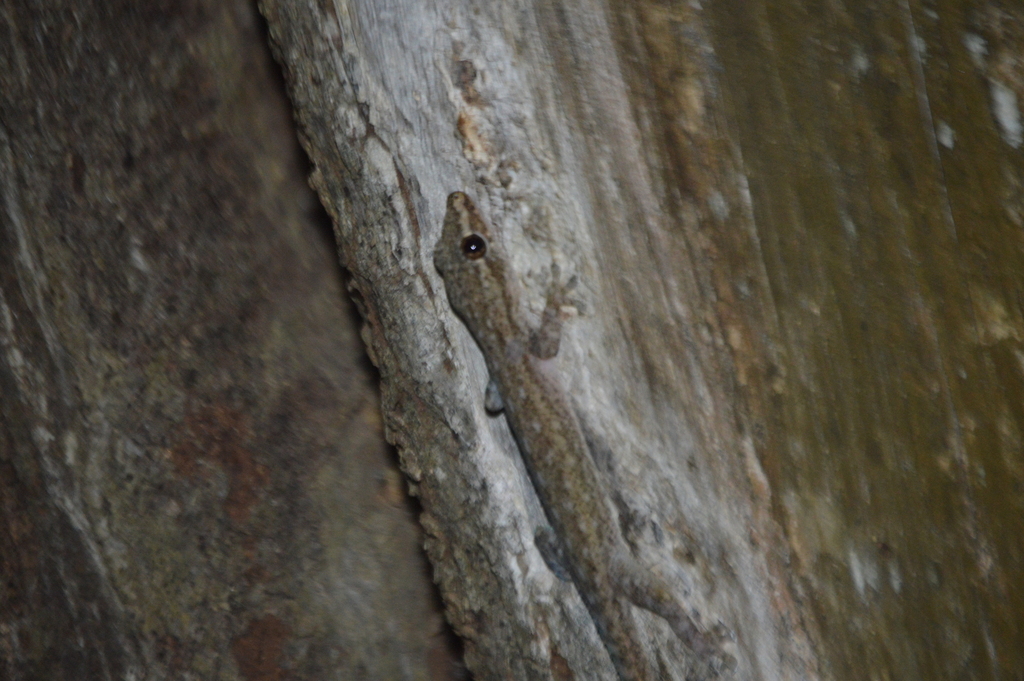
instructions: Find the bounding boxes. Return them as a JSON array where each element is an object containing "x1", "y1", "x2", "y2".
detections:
[{"x1": 612, "y1": 555, "x2": 737, "y2": 673}]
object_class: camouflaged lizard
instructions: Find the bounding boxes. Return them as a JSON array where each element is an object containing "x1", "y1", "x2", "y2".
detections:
[{"x1": 433, "y1": 191, "x2": 736, "y2": 680}]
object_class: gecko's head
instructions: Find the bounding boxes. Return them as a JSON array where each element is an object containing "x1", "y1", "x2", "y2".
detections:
[{"x1": 433, "y1": 191, "x2": 508, "y2": 330}]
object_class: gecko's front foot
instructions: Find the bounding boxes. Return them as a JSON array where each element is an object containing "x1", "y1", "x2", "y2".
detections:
[
  {"x1": 548, "y1": 263, "x2": 585, "y2": 315},
  {"x1": 529, "y1": 264, "x2": 584, "y2": 359}
]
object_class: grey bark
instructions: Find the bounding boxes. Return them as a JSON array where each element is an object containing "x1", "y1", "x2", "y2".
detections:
[
  {"x1": 260, "y1": 0, "x2": 1024, "y2": 680},
  {"x1": 3, "y1": 0, "x2": 1022, "y2": 679},
  {"x1": 260, "y1": 2, "x2": 813, "y2": 680},
  {"x1": 0, "y1": 1, "x2": 458, "y2": 680}
]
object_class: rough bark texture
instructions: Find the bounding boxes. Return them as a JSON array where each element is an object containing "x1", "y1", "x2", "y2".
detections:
[
  {"x1": 0, "y1": 1, "x2": 458, "y2": 680},
  {"x1": 3, "y1": 0, "x2": 1022, "y2": 679},
  {"x1": 706, "y1": 3, "x2": 1024, "y2": 678},
  {"x1": 259, "y1": 0, "x2": 1024, "y2": 680}
]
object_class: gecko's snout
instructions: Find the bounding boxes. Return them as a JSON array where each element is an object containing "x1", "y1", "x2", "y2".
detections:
[{"x1": 447, "y1": 191, "x2": 468, "y2": 208}]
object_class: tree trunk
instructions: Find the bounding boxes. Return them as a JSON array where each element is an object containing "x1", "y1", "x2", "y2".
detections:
[
  {"x1": 259, "y1": 1, "x2": 1024, "y2": 680},
  {"x1": 4, "y1": 0, "x2": 1023, "y2": 680},
  {"x1": 0, "y1": 1, "x2": 458, "y2": 680}
]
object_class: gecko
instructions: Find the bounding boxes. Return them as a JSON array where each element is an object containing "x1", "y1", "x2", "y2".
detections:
[{"x1": 433, "y1": 191, "x2": 736, "y2": 680}]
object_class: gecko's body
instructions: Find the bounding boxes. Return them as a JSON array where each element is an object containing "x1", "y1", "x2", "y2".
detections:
[{"x1": 433, "y1": 192, "x2": 733, "y2": 680}]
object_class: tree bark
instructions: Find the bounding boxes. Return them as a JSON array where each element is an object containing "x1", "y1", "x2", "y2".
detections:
[
  {"x1": 4, "y1": 0, "x2": 1023, "y2": 680},
  {"x1": 0, "y1": 1, "x2": 458, "y2": 680},
  {"x1": 259, "y1": 0, "x2": 1024, "y2": 680}
]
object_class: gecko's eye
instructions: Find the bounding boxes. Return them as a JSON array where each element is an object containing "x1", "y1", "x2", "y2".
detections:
[{"x1": 461, "y1": 234, "x2": 487, "y2": 260}]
